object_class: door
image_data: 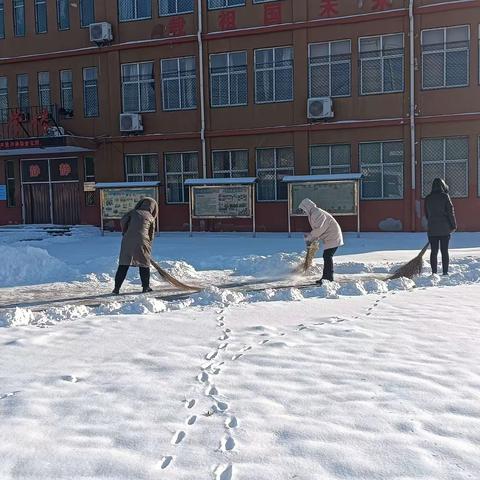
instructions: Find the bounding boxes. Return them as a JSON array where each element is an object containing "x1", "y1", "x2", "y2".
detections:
[
  {"x1": 23, "y1": 183, "x2": 51, "y2": 224},
  {"x1": 52, "y1": 183, "x2": 80, "y2": 225}
]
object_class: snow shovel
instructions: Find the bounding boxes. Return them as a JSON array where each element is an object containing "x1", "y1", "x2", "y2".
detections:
[
  {"x1": 297, "y1": 240, "x2": 320, "y2": 274},
  {"x1": 389, "y1": 242, "x2": 430, "y2": 280},
  {"x1": 151, "y1": 260, "x2": 201, "y2": 292}
]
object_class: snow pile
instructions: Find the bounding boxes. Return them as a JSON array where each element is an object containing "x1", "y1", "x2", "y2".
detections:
[
  {"x1": 0, "y1": 307, "x2": 36, "y2": 327},
  {"x1": 0, "y1": 245, "x2": 77, "y2": 288},
  {"x1": 188, "y1": 286, "x2": 245, "y2": 307},
  {"x1": 338, "y1": 281, "x2": 368, "y2": 296},
  {"x1": 388, "y1": 277, "x2": 416, "y2": 291},
  {"x1": 114, "y1": 297, "x2": 168, "y2": 315},
  {"x1": 0, "y1": 305, "x2": 92, "y2": 327},
  {"x1": 158, "y1": 260, "x2": 200, "y2": 279},
  {"x1": 363, "y1": 279, "x2": 389, "y2": 294}
]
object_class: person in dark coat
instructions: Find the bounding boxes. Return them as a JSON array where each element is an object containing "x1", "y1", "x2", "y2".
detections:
[
  {"x1": 113, "y1": 197, "x2": 158, "y2": 294},
  {"x1": 425, "y1": 178, "x2": 457, "y2": 275}
]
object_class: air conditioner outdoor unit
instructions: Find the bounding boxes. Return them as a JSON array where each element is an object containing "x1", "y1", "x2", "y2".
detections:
[
  {"x1": 89, "y1": 22, "x2": 113, "y2": 44},
  {"x1": 47, "y1": 126, "x2": 65, "y2": 137},
  {"x1": 120, "y1": 113, "x2": 143, "y2": 133},
  {"x1": 307, "y1": 97, "x2": 334, "y2": 120}
]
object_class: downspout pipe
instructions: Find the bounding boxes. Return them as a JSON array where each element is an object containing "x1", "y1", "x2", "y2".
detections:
[
  {"x1": 197, "y1": 0, "x2": 207, "y2": 178},
  {"x1": 409, "y1": 0, "x2": 416, "y2": 231}
]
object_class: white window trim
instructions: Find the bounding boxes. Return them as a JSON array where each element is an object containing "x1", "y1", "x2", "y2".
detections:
[
  {"x1": 125, "y1": 153, "x2": 159, "y2": 182},
  {"x1": 164, "y1": 151, "x2": 199, "y2": 204},
  {"x1": 256, "y1": 146, "x2": 294, "y2": 202},
  {"x1": 210, "y1": 50, "x2": 248, "y2": 108},
  {"x1": 121, "y1": 61, "x2": 156, "y2": 113},
  {"x1": 309, "y1": 144, "x2": 351, "y2": 175},
  {"x1": 359, "y1": 33, "x2": 405, "y2": 96},
  {"x1": 161, "y1": 56, "x2": 197, "y2": 112},
  {"x1": 159, "y1": 0, "x2": 194, "y2": 16},
  {"x1": 421, "y1": 137, "x2": 469, "y2": 198},
  {"x1": 308, "y1": 40, "x2": 352, "y2": 99},
  {"x1": 421, "y1": 25, "x2": 470, "y2": 91},
  {"x1": 119, "y1": 0, "x2": 152, "y2": 22},
  {"x1": 359, "y1": 140, "x2": 405, "y2": 201},
  {"x1": 212, "y1": 149, "x2": 249, "y2": 177},
  {"x1": 254, "y1": 46, "x2": 294, "y2": 104}
]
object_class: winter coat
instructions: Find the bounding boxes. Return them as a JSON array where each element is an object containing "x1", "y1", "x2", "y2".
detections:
[
  {"x1": 299, "y1": 198, "x2": 344, "y2": 250},
  {"x1": 425, "y1": 192, "x2": 457, "y2": 237},
  {"x1": 118, "y1": 197, "x2": 158, "y2": 267}
]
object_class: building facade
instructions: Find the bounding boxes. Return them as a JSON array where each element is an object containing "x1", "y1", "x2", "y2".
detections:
[{"x1": 0, "y1": 0, "x2": 479, "y2": 232}]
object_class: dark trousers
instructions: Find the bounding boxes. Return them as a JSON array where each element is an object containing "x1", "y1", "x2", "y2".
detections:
[
  {"x1": 114, "y1": 265, "x2": 150, "y2": 291},
  {"x1": 429, "y1": 235, "x2": 450, "y2": 275},
  {"x1": 321, "y1": 247, "x2": 338, "y2": 281}
]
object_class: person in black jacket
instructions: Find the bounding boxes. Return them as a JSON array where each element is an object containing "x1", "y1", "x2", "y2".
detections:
[{"x1": 425, "y1": 178, "x2": 457, "y2": 275}]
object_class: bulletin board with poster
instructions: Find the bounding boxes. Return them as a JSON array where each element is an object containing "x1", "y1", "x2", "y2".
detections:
[
  {"x1": 283, "y1": 174, "x2": 363, "y2": 237},
  {"x1": 184, "y1": 178, "x2": 257, "y2": 236},
  {"x1": 95, "y1": 181, "x2": 160, "y2": 234}
]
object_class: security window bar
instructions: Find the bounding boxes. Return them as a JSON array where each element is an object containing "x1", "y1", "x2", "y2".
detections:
[
  {"x1": 360, "y1": 141, "x2": 404, "y2": 200},
  {"x1": 17, "y1": 74, "x2": 29, "y2": 113},
  {"x1": 35, "y1": 0, "x2": 47, "y2": 33},
  {"x1": 210, "y1": 51, "x2": 247, "y2": 107},
  {"x1": 159, "y1": 0, "x2": 194, "y2": 15},
  {"x1": 80, "y1": 0, "x2": 94, "y2": 27},
  {"x1": 208, "y1": 0, "x2": 244, "y2": 10},
  {"x1": 119, "y1": 0, "x2": 152, "y2": 21},
  {"x1": 421, "y1": 137, "x2": 468, "y2": 198},
  {"x1": 122, "y1": 62, "x2": 156, "y2": 113},
  {"x1": 37, "y1": 72, "x2": 51, "y2": 110},
  {"x1": 309, "y1": 40, "x2": 351, "y2": 98},
  {"x1": 421, "y1": 26, "x2": 470, "y2": 90},
  {"x1": 161, "y1": 57, "x2": 197, "y2": 111},
  {"x1": 6, "y1": 161, "x2": 16, "y2": 207},
  {"x1": 310, "y1": 145, "x2": 351, "y2": 175},
  {"x1": 125, "y1": 154, "x2": 159, "y2": 182},
  {"x1": 0, "y1": 76, "x2": 7, "y2": 123},
  {"x1": 165, "y1": 152, "x2": 198, "y2": 203},
  {"x1": 0, "y1": 0, "x2": 5, "y2": 39},
  {"x1": 57, "y1": 0, "x2": 70, "y2": 30},
  {"x1": 13, "y1": 0, "x2": 25, "y2": 36},
  {"x1": 83, "y1": 67, "x2": 99, "y2": 118},
  {"x1": 212, "y1": 150, "x2": 249, "y2": 178},
  {"x1": 359, "y1": 33, "x2": 404, "y2": 95},
  {"x1": 255, "y1": 47, "x2": 293, "y2": 104},
  {"x1": 256, "y1": 147, "x2": 294, "y2": 201},
  {"x1": 60, "y1": 70, "x2": 73, "y2": 115}
]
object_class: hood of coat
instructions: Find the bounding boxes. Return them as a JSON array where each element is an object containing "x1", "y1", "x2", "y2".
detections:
[
  {"x1": 431, "y1": 178, "x2": 449, "y2": 194},
  {"x1": 135, "y1": 197, "x2": 158, "y2": 218},
  {"x1": 299, "y1": 198, "x2": 317, "y2": 215}
]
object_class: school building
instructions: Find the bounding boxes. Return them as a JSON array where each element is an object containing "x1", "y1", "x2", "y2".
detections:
[{"x1": 0, "y1": 0, "x2": 479, "y2": 232}]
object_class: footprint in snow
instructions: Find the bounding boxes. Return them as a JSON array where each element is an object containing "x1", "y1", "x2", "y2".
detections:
[
  {"x1": 171, "y1": 431, "x2": 186, "y2": 445},
  {"x1": 0, "y1": 391, "x2": 20, "y2": 400},
  {"x1": 214, "y1": 400, "x2": 228, "y2": 412},
  {"x1": 213, "y1": 463, "x2": 233, "y2": 480},
  {"x1": 186, "y1": 415, "x2": 197, "y2": 426},
  {"x1": 61, "y1": 375, "x2": 79, "y2": 383},
  {"x1": 218, "y1": 333, "x2": 229, "y2": 341},
  {"x1": 205, "y1": 350, "x2": 218, "y2": 361},
  {"x1": 197, "y1": 371, "x2": 209, "y2": 383},
  {"x1": 220, "y1": 435, "x2": 235, "y2": 451},
  {"x1": 225, "y1": 416, "x2": 238, "y2": 429},
  {"x1": 259, "y1": 339, "x2": 270, "y2": 345},
  {"x1": 218, "y1": 322, "x2": 225, "y2": 327},
  {"x1": 232, "y1": 353, "x2": 243, "y2": 361},
  {"x1": 218, "y1": 342, "x2": 228, "y2": 350},
  {"x1": 186, "y1": 399, "x2": 196, "y2": 409},
  {"x1": 160, "y1": 456, "x2": 174, "y2": 469},
  {"x1": 241, "y1": 345, "x2": 252, "y2": 352},
  {"x1": 206, "y1": 385, "x2": 219, "y2": 396}
]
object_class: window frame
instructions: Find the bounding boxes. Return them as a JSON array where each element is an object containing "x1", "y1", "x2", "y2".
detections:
[
  {"x1": 308, "y1": 40, "x2": 352, "y2": 99},
  {"x1": 212, "y1": 149, "x2": 249, "y2": 178},
  {"x1": 159, "y1": 0, "x2": 194, "y2": 16},
  {"x1": 125, "y1": 153, "x2": 160, "y2": 183},
  {"x1": 121, "y1": 61, "x2": 156, "y2": 113},
  {"x1": 60, "y1": 69, "x2": 74, "y2": 115},
  {"x1": 164, "y1": 151, "x2": 199, "y2": 204},
  {"x1": 359, "y1": 140, "x2": 405, "y2": 201},
  {"x1": 0, "y1": 0, "x2": 5, "y2": 39},
  {"x1": 161, "y1": 56, "x2": 197, "y2": 111},
  {"x1": 37, "y1": 71, "x2": 51, "y2": 109},
  {"x1": 16, "y1": 73, "x2": 29, "y2": 112},
  {"x1": 13, "y1": 0, "x2": 25, "y2": 37},
  {"x1": 0, "y1": 76, "x2": 8, "y2": 123},
  {"x1": 118, "y1": 0, "x2": 152, "y2": 22},
  {"x1": 79, "y1": 0, "x2": 95, "y2": 28},
  {"x1": 83, "y1": 67, "x2": 99, "y2": 118},
  {"x1": 56, "y1": 0, "x2": 70, "y2": 30},
  {"x1": 309, "y1": 144, "x2": 352, "y2": 176},
  {"x1": 5, "y1": 160, "x2": 16, "y2": 208},
  {"x1": 34, "y1": 0, "x2": 48, "y2": 34},
  {"x1": 358, "y1": 33, "x2": 405, "y2": 96},
  {"x1": 207, "y1": 0, "x2": 245, "y2": 11}
]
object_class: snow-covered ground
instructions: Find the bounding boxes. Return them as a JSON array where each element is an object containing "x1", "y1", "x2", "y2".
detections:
[{"x1": 0, "y1": 226, "x2": 479, "y2": 479}]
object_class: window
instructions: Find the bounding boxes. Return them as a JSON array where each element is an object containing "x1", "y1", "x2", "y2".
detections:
[
  {"x1": 208, "y1": 0, "x2": 244, "y2": 10},
  {"x1": 210, "y1": 51, "x2": 247, "y2": 107},
  {"x1": 80, "y1": 0, "x2": 94, "y2": 27},
  {"x1": 13, "y1": 0, "x2": 25, "y2": 36},
  {"x1": 212, "y1": 150, "x2": 249, "y2": 178},
  {"x1": 35, "y1": 0, "x2": 47, "y2": 33},
  {"x1": 421, "y1": 26, "x2": 469, "y2": 90},
  {"x1": 5, "y1": 161, "x2": 16, "y2": 207},
  {"x1": 37, "y1": 72, "x2": 51, "y2": 109},
  {"x1": 309, "y1": 40, "x2": 351, "y2": 98},
  {"x1": 0, "y1": 0, "x2": 5, "y2": 39},
  {"x1": 359, "y1": 33, "x2": 404, "y2": 95},
  {"x1": 0, "y1": 76, "x2": 7, "y2": 123},
  {"x1": 159, "y1": 0, "x2": 194, "y2": 15},
  {"x1": 310, "y1": 145, "x2": 351, "y2": 175},
  {"x1": 256, "y1": 147, "x2": 294, "y2": 201},
  {"x1": 57, "y1": 0, "x2": 70, "y2": 30},
  {"x1": 165, "y1": 152, "x2": 198, "y2": 203},
  {"x1": 161, "y1": 57, "x2": 196, "y2": 111},
  {"x1": 122, "y1": 62, "x2": 156, "y2": 113},
  {"x1": 83, "y1": 67, "x2": 99, "y2": 117},
  {"x1": 84, "y1": 157, "x2": 96, "y2": 206},
  {"x1": 125, "y1": 154, "x2": 159, "y2": 182},
  {"x1": 360, "y1": 141, "x2": 404, "y2": 200},
  {"x1": 421, "y1": 137, "x2": 468, "y2": 198},
  {"x1": 17, "y1": 74, "x2": 29, "y2": 113},
  {"x1": 60, "y1": 70, "x2": 73, "y2": 115},
  {"x1": 119, "y1": 0, "x2": 152, "y2": 21},
  {"x1": 255, "y1": 47, "x2": 293, "y2": 103}
]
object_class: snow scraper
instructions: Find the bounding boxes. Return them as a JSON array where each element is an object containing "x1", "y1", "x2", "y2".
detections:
[
  {"x1": 151, "y1": 260, "x2": 201, "y2": 291},
  {"x1": 298, "y1": 241, "x2": 320, "y2": 273},
  {"x1": 389, "y1": 242, "x2": 430, "y2": 280}
]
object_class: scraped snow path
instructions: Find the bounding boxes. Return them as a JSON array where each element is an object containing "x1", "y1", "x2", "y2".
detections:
[{"x1": 1, "y1": 285, "x2": 480, "y2": 479}]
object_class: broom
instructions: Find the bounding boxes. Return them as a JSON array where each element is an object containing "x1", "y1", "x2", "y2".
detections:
[
  {"x1": 151, "y1": 260, "x2": 201, "y2": 291},
  {"x1": 389, "y1": 242, "x2": 430, "y2": 280},
  {"x1": 296, "y1": 241, "x2": 320, "y2": 274}
]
